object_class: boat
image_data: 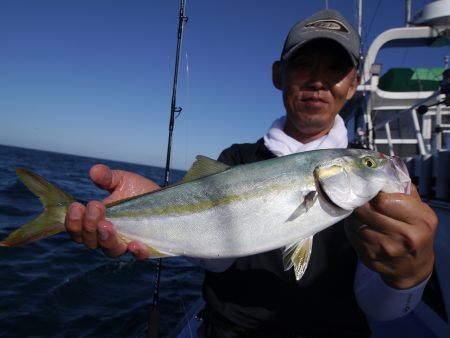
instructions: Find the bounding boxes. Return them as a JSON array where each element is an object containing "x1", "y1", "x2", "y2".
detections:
[
  {"x1": 170, "y1": 1, "x2": 450, "y2": 337},
  {"x1": 347, "y1": 1, "x2": 450, "y2": 337}
]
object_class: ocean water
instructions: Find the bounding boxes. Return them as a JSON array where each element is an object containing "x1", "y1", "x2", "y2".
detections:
[{"x1": 0, "y1": 145, "x2": 204, "y2": 337}]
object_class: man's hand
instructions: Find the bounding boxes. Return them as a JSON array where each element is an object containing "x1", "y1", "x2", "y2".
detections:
[
  {"x1": 64, "y1": 164, "x2": 159, "y2": 259},
  {"x1": 346, "y1": 185, "x2": 437, "y2": 289}
]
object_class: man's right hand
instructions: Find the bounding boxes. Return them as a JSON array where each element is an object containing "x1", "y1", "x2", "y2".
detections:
[{"x1": 64, "y1": 164, "x2": 160, "y2": 259}]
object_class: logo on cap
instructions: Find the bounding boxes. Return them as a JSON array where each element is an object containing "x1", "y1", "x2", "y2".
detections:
[{"x1": 305, "y1": 20, "x2": 349, "y2": 33}]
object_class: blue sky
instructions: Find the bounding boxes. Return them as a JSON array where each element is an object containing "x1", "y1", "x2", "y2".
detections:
[{"x1": 1, "y1": 0, "x2": 448, "y2": 170}]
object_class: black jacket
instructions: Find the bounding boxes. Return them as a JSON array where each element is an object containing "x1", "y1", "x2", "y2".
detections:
[{"x1": 200, "y1": 139, "x2": 371, "y2": 338}]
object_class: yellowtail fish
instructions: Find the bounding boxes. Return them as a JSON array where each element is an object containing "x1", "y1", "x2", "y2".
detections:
[{"x1": 0, "y1": 149, "x2": 411, "y2": 280}]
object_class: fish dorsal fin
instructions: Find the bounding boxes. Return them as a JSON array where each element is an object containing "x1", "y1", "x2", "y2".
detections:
[
  {"x1": 282, "y1": 236, "x2": 314, "y2": 281},
  {"x1": 106, "y1": 156, "x2": 230, "y2": 208},
  {"x1": 182, "y1": 155, "x2": 230, "y2": 182}
]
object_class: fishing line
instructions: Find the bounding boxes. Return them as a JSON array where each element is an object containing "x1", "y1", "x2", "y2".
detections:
[
  {"x1": 185, "y1": 50, "x2": 190, "y2": 107},
  {"x1": 183, "y1": 49, "x2": 191, "y2": 170},
  {"x1": 365, "y1": 0, "x2": 381, "y2": 38},
  {"x1": 184, "y1": 0, "x2": 190, "y2": 93}
]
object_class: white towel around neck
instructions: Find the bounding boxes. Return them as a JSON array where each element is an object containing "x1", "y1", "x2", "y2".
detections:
[{"x1": 263, "y1": 115, "x2": 348, "y2": 156}]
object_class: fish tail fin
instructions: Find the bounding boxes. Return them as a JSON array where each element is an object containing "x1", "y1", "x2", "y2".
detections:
[{"x1": 0, "y1": 168, "x2": 76, "y2": 247}]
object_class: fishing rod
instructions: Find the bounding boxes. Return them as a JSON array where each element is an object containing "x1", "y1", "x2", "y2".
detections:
[{"x1": 148, "y1": 1, "x2": 188, "y2": 337}]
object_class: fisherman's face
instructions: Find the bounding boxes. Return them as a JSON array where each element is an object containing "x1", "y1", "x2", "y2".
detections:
[{"x1": 273, "y1": 39, "x2": 359, "y2": 143}]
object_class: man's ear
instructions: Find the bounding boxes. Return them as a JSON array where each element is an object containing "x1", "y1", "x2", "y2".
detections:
[
  {"x1": 272, "y1": 61, "x2": 282, "y2": 90},
  {"x1": 346, "y1": 71, "x2": 361, "y2": 100}
]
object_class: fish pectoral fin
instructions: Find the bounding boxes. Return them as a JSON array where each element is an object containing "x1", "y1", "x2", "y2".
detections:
[
  {"x1": 282, "y1": 236, "x2": 313, "y2": 281},
  {"x1": 182, "y1": 155, "x2": 231, "y2": 182},
  {"x1": 285, "y1": 190, "x2": 317, "y2": 222}
]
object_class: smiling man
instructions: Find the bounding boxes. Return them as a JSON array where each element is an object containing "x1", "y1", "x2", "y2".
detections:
[
  {"x1": 273, "y1": 38, "x2": 359, "y2": 143},
  {"x1": 65, "y1": 9, "x2": 436, "y2": 338}
]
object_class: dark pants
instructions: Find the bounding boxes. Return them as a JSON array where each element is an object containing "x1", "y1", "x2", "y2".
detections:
[{"x1": 197, "y1": 320, "x2": 308, "y2": 338}]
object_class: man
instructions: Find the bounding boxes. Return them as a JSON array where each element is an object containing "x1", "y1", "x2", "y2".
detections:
[{"x1": 65, "y1": 9, "x2": 437, "y2": 337}]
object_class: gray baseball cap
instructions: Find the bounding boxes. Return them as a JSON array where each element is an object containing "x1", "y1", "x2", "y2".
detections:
[{"x1": 281, "y1": 9, "x2": 360, "y2": 66}]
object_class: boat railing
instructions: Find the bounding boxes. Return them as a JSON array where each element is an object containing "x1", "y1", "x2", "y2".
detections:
[
  {"x1": 404, "y1": 151, "x2": 450, "y2": 201},
  {"x1": 352, "y1": 2, "x2": 450, "y2": 191}
]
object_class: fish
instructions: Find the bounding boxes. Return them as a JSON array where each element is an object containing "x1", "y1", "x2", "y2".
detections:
[{"x1": 0, "y1": 149, "x2": 411, "y2": 280}]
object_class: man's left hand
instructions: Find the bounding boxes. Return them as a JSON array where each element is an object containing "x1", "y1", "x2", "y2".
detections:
[{"x1": 346, "y1": 185, "x2": 437, "y2": 289}]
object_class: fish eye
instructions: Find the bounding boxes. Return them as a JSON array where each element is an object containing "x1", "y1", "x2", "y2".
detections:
[{"x1": 361, "y1": 156, "x2": 377, "y2": 168}]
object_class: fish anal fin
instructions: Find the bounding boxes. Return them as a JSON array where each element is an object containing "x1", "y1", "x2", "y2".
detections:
[
  {"x1": 282, "y1": 236, "x2": 313, "y2": 281},
  {"x1": 148, "y1": 248, "x2": 170, "y2": 258},
  {"x1": 286, "y1": 190, "x2": 317, "y2": 222},
  {"x1": 182, "y1": 156, "x2": 230, "y2": 182},
  {"x1": 115, "y1": 233, "x2": 171, "y2": 259}
]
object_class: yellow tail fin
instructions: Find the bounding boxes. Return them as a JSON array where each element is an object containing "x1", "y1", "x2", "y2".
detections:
[{"x1": 0, "y1": 168, "x2": 75, "y2": 247}]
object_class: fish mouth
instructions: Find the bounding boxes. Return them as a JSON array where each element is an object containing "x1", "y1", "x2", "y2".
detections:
[{"x1": 389, "y1": 156, "x2": 411, "y2": 194}]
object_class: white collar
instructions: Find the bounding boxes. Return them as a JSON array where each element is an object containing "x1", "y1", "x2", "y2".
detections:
[{"x1": 263, "y1": 115, "x2": 348, "y2": 157}]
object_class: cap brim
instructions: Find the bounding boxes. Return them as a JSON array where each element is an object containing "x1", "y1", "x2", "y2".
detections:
[{"x1": 282, "y1": 34, "x2": 358, "y2": 66}]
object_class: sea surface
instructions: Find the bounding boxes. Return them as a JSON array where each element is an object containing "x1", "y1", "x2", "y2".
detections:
[{"x1": 0, "y1": 144, "x2": 204, "y2": 337}]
